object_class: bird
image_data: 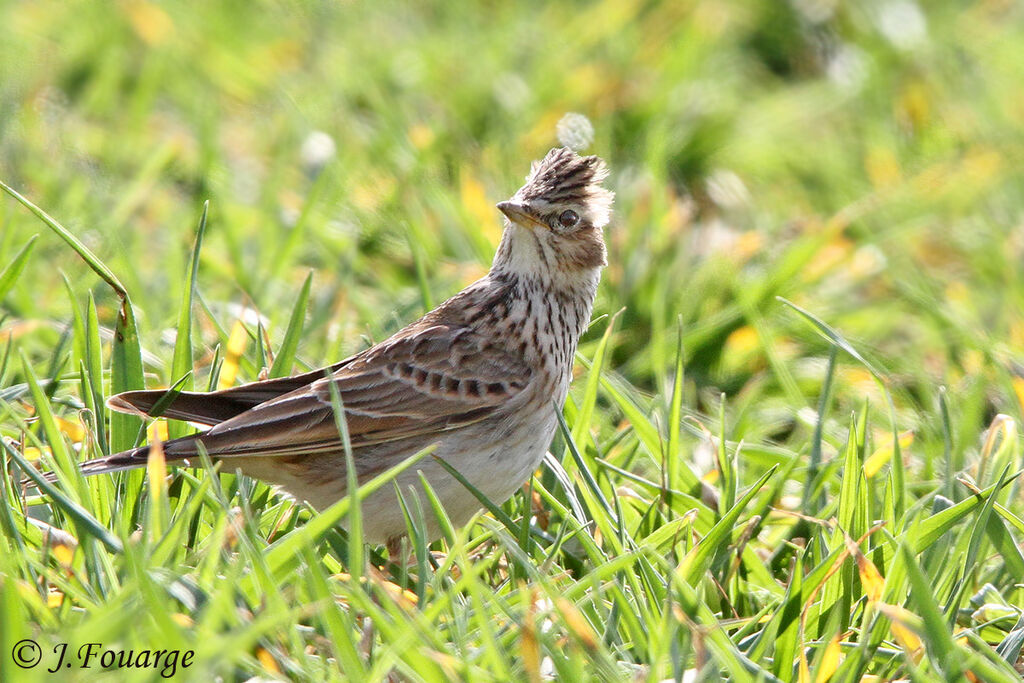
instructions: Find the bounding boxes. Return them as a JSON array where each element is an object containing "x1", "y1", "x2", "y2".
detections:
[{"x1": 51, "y1": 146, "x2": 614, "y2": 550}]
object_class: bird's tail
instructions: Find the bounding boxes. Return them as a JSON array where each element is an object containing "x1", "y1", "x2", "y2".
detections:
[
  {"x1": 38, "y1": 446, "x2": 147, "y2": 485},
  {"x1": 40, "y1": 436, "x2": 207, "y2": 485}
]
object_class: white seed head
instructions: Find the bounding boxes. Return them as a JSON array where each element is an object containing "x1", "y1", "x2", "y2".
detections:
[
  {"x1": 300, "y1": 130, "x2": 337, "y2": 174},
  {"x1": 556, "y1": 113, "x2": 595, "y2": 152}
]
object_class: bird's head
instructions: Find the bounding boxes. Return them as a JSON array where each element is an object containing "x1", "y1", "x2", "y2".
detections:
[{"x1": 492, "y1": 147, "x2": 613, "y2": 279}]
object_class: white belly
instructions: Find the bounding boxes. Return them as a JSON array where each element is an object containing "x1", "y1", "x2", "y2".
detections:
[{"x1": 354, "y1": 406, "x2": 557, "y2": 544}]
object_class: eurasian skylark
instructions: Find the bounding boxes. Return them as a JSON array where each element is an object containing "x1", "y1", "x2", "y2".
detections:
[{"x1": 59, "y1": 147, "x2": 614, "y2": 547}]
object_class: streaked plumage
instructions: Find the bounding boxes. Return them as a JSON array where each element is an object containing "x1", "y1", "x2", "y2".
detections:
[{"x1": 58, "y1": 147, "x2": 613, "y2": 546}]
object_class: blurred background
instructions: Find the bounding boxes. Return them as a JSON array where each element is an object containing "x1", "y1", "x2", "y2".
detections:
[{"x1": 3, "y1": 0, "x2": 1024, "y2": 471}]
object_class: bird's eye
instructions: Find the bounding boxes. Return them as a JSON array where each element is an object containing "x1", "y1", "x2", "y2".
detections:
[{"x1": 557, "y1": 209, "x2": 580, "y2": 229}]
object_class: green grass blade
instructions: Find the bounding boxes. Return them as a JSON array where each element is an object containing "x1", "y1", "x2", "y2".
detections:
[
  {"x1": 0, "y1": 179, "x2": 127, "y2": 297},
  {"x1": 904, "y1": 472, "x2": 1021, "y2": 552},
  {"x1": 269, "y1": 270, "x2": 312, "y2": 379},
  {"x1": 572, "y1": 309, "x2": 619, "y2": 447},
  {"x1": 598, "y1": 373, "x2": 701, "y2": 492},
  {"x1": 677, "y1": 465, "x2": 776, "y2": 584},
  {"x1": 945, "y1": 464, "x2": 1013, "y2": 625},
  {"x1": 666, "y1": 320, "x2": 685, "y2": 494},
  {"x1": 804, "y1": 345, "x2": 837, "y2": 512},
  {"x1": 432, "y1": 452, "x2": 519, "y2": 533},
  {"x1": 253, "y1": 445, "x2": 434, "y2": 586},
  {"x1": 0, "y1": 234, "x2": 37, "y2": 302},
  {"x1": 325, "y1": 377, "x2": 363, "y2": 576},
  {"x1": 899, "y1": 542, "x2": 969, "y2": 682},
  {"x1": 778, "y1": 297, "x2": 885, "y2": 379},
  {"x1": 555, "y1": 405, "x2": 616, "y2": 523},
  {"x1": 167, "y1": 202, "x2": 208, "y2": 437},
  {"x1": 1, "y1": 440, "x2": 123, "y2": 553},
  {"x1": 84, "y1": 292, "x2": 109, "y2": 454},
  {"x1": 19, "y1": 350, "x2": 71, "y2": 468},
  {"x1": 771, "y1": 551, "x2": 802, "y2": 679},
  {"x1": 109, "y1": 297, "x2": 145, "y2": 453}
]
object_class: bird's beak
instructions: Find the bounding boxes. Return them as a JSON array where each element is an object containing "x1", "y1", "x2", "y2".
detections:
[{"x1": 497, "y1": 200, "x2": 546, "y2": 230}]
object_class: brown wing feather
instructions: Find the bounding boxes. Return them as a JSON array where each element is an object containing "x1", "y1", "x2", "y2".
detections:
[
  {"x1": 159, "y1": 321, "x2": 530, "y2": 460},
  {"x1": 108, "y1": 360, "x2": 352, "y2": 425}
]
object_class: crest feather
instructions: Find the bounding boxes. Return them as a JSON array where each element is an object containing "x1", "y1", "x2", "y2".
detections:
[{"x1": 515, "y1": 147, "x2": 614, "y2": 228}]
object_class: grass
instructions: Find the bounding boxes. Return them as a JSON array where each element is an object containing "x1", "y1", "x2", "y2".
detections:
[{"x1": 2, "y1": 0, "x2": 1024, "y2": 680}]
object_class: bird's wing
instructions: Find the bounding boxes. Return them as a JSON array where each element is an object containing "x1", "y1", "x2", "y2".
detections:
[
  {"x1": 108, "y1": 361, "x2": 353, "y2": 425},
  {"x1": 163, "y1": 322, "x2": 531, "y2": 460}
]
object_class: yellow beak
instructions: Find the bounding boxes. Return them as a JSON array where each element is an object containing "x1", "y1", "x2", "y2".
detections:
[{"x1": 496, "y1": 201, "x2": 547, "y2": 230}]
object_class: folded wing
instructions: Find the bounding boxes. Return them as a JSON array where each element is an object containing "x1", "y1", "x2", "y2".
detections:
[
  {"x1": 108, "y1": 361, "x2": 353, "y2": 425},
  {"x1": 159, "y1": 322, "x2": 531, "y2": 461}
]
